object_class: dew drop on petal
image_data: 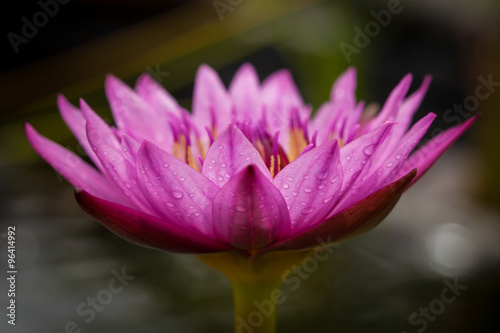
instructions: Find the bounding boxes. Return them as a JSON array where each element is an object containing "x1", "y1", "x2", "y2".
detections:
[
  {"x1": 291, "y1": 191, "x2": 298, "y2": 196},
  {"x1": 282, "y1": 183, "x2": 290, "y2": 189},
  {"x1": 217, "y1": 175, "x2": 224, "y2": 181},
  {"x1": 316, "y1": 171, "x2": 328, "y2": 180},
  {"x1": 387, "y1": 162, "x2": 393, "y2": 167},
  {"x1": 179, "y1": 177, "x2": 185, "y2": 182},
  {"x1": 318, "y1": 184, "x2": 326, "y2": 190},
  {"x1": 235, "y1": 205, "x2": 248, "y2": 212},
  {"x1": 165, "y1": 201, "x2": 175, "y2": 207},
  {"x1": 304, "y1": 187, "x2": 313, "y2": 193},
  {"x1": 163, "y1": 162, "x2": 169, "y2": 168},
  {"x1": 172, "y1": 190, "x2": 183, "y2": 199},
  {"x1": 396, "y1": 154, "x2": 401, "y2": 160},
  {"x1": 323, "y1": 196, "x2": 334, "y2": 203},
  {"x1": 363, "y1": 144, "x2": 376, "y2": 156}
]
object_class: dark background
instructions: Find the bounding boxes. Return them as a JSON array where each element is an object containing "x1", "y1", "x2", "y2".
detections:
[{"x1": 1, "y1": 0, "x2": 499, "y2": 332}]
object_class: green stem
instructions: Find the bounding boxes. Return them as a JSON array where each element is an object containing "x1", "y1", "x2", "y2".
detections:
[
  {"x1": 198, "y1": 250, "x2": 315, "y2": 333},
  {"x1": 231, "y1": 279, "x2": 283, "y2": 333}
]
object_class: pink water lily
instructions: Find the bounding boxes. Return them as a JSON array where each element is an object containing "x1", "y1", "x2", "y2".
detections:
[{"x1": 26, "y1": 64, "x2": 475, "y2": 256}]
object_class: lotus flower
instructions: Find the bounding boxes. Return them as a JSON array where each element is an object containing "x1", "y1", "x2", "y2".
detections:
[{"x1": 25, "y1": 64, "x2": 475, "y2": 332}]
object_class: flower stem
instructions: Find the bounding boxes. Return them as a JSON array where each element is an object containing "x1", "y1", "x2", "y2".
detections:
[
  {"x1": 198, "y1": 250, "x2": 314, "y2": 333},
  {"x1": 231, "y1": 278, "x2": 282, "y2": 333}
]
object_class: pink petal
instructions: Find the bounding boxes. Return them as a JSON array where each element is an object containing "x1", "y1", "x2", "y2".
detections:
[
  {"x1": 83, "y1": 102, "x2": 153, "y2": 213},
  {"x1": 57, "y1": 95, "x2": 103, "y2": 170},
  {"x1": 229, "y1": 63, "x2": 261, "y2": 120},
  {"x1": 192, "y1": 64, "x2": 232, "y2": 132},
  {"x1": 399, "y1": 116, "x2": 477, "y2": 185},
  {"x1": 273, "y1": 139, "x2": 342, "y2": 231},
  {"x1": 136, "y1": 141, "x2": 220, "y2": 237},
  {"x1": 212, "y1": 165, "x2": 290, "y2": 250},
  {"x1": 330, "y1": 66, "x2": 357, "y2": 108},
  {"x1": 202, "y1": 124, "x2": 271, "y2": 187},
  {"x1": 335, "y1": 113, "x2": 435, "y2": 213},
  {"x1": 135, "y1": 73, "x2": 181, "y2": 118},
  {"x1": 105, "y1": 74, "x2": 172, "y2": 147},
  {"x1": 338, "y1": 122, "x2": 394, "y2": 197},
  {"x1": 264, "y1": 169, "x2": 416, "y2": 252},
  {"x1": 75, "y1": 189, "x2": 232, "y2": 254},
  {"x1": 261, "y1": 69, "x2": 305, "y2": 149},
  {"x1": 364, "y1": 74, "x2": 412, "y2": 134},
  {"x1": 121, "y1": 134, "x2": 140, "y2": 164},
  {"x1": 25, "y1": 124, "x2": 118, "y2": 202}
]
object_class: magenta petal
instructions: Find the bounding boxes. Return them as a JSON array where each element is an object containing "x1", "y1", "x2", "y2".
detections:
[
  {"x1": 137, "y1": 141, "x2": 220, "y2": 237},
  {"x1": 339, "y1": 122, "x2": 394, "y2": 196},
  {"x1": 212, "y1": 165, "x2": 290, "y2": 250},
  {"x1": 264, "y1": 169, "x2": 416, "y2": 252},
  {"x1": 399, "y1": 116, "x2": 477, "y2": 185},
  {"x1": 57, "y1": 95, "x2": 103, "y2": 170},
  {"x1": 105, "y1": 74, "x2": 172, "y2": 147},
  {"x1": 330, "y1": 66, "x2": 357, "y2": 108},
  {"x1": 83, "y1": 104, "x2": 153, "y2": 213},
  {"x1": 121, "y1": 134, "x2": 140, "y2": 164},
  {"x1": 229, "y1": 63, "x2": 261, "y2": 120},
  {"x1": 365, "y1": 74, "x2": 412, "y2": 133},
  {"x1": 192, "y1": 64, "x2": 232, "y2": 131},
  {"x1": 273, "y1": 139, "x2": 342, "y2": 231},
  {"x1": 75, "y1": 189, "x2": 232, "y2": 254},
  {"x1": 135, "y1": 73, "x2": 181, "y2": 118},
  {"x1": 202, "y1": 124, "x2": 271, "y2": 187},
  {"x1": 25, "y1": 124, "x2": 118, "y2": 202}
]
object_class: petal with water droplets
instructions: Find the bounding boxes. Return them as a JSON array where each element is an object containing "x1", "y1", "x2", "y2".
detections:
[
  {"x1": 273, "y1": 139, "x2": 343, "y2": 231},
  {"x1": 137, "y1": 140, "x2": 220, "y2": 237},
  {"x1": 202, "y1": 124, "x2": 271, "y2": 187},
  {"x1": 264, "y1": 169, "x2": 416, "y2": 252},
  {"x1": 75, "y1": 189, "x2": 232, "y2": 254},
  {"x1": 212, "y1": 165, "x2": 290, "y2": 250}
]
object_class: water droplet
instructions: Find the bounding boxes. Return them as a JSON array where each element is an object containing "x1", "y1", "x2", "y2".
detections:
[
  {"x1": 163, "y1": 162, "x2": 169, "y2": 168},
  {"x1": 179, "y1": 177, "x2": 185, "y2": 182},
  {"x1": 316, "y1": 171, "x2": 328, "y2": 180},
  {"x1": 165, "y1": 201, "x2": 175, "y2": 208},
  {"x1": 147, "y1": 182, "x2": 153, "y2": 187},
  {"x1": 218, "y1": 145, "x2": 223, "y2": 149},
  {"x1": 288, "y1": 177, "x2": 293, "y2": 181},
  {"x1": 192, "y1": 212, "x2": 201, "y2": 217},
  {"x1": 395, "y1": 154, "x2": 401, "y2": 160},
  {"x1": 211, "y1": 159, "x2": 216, "y2": 164},
  {"x1": 387, "y1": 162, "x2": 393, "y2": 167},
  {"x1": 125, "y1": 182, "x2": 131, "y2": 189},
  {"x1": 153, "y1": 191, "x2": 158, "y2": 195},
  {"x1": 172, "y1": 190, "x2": 183, "y2": 199},
  {"x1": 217, "y1": 175, "x2": 224, "y2": 181},
  {"x1": 318, "y1": 184, "x2": 326, "y2": 190},
  {"x1": 363, "y1": 144, "x2": 376, "y2": 156},
  {"x1": 235, "y1": 205, "x2": 248, "y2": 212},
  {"x1": 291, "y1": 191, "x2": 298, "y2": 196},
  {"x1": 346, "y1": 156, "x2": 351, "y2": 160},
  {"x1": 221, "y1": 162, "x2": 227, "y2": 167},
  {"x1": 323, "y1": 196, "x2": 334, "y2": 203},
  {"x1": 330, "y1": 177, "x2": 338, "y2": 183},
  {"x1": 282, "y1": 183, "x2": 290, "y2": 189},
  {"x1": 304, "y1": 187, "x2": 313, "y2": 193}
]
